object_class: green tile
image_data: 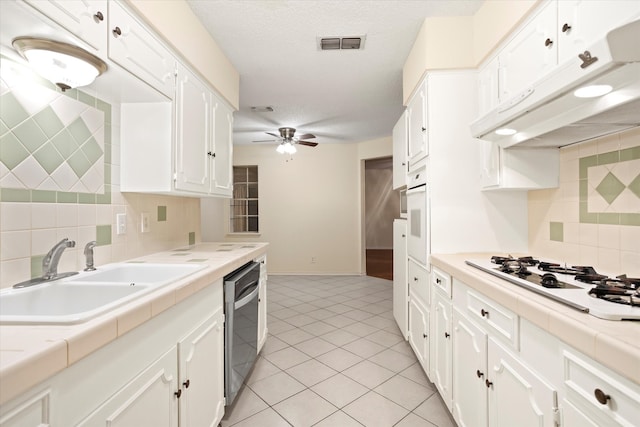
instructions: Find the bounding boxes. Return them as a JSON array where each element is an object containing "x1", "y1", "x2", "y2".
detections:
[
  {"x1": 104, "y1": 163, "x2": 111, "y2": 185},
  {"x1": 33, "y1": 106, "x2": 64, "y2": 138},
  {"x1": 595, "y1": 172, "x2": 625, "y2": 204},
  {"x1": 63, "y1": 88, "x2": 79, "y2": 99},
  {"x1": 31, "y1": 255, "x2": 44, "y2": 278},
  {"x1": 12, "y1": 119, "x2": 48, "y2": 153},
  {"x1": 579, "y1": 202, "x2": 598, "y2": 223},
  {"x1": 78, "y1": 90, "x2": 96, "y2": 107},
  {"x1": 104, "y1": 142, "x2": 112, "y2": 164},
  {"x1": 549, "y1": 222, "x2": 563, "y2": 242},
  {"x1": 188, "y1": 231, "x2": 195, "y2": 246},
  {"x1": 79, "y1": 193, "x2": 96, "y2": 204},
  {"x1": 32, "y1": 190, "x2": 56, "y2": 203},
  {"x1": 67, "y1": 150, "x2": 91, "y2": 178},
  {"x1": 598, "y1": 212, "x2": 619, "y2": 225},
  {"x1": 0, "y1": 92, "x2": 29, "y2": 128},
  {"x1": 96, "y1": 225, "x2": 112, "y2": 246},
  {"x1": 104, "y1": 124, "x2": 111, "y2": 145},
  {"x1": 579, "y1": 179, "x2": 588, "y2": 201},
  {"x1": 620, "y1": 213, "x2": 640, "y2": 226},
  {"x1": 97, "y1": 100, "x2": 111, "y2": 124},
  {"x1": 157, "y1": 205, "x2": 167, "y2": 222},
  {"x1": 620, "y1": 146, "x2": 640, "y2": 161},
  {"x1": 628, "y1": 173, "x2": 640, "y2": 199},
  {"x1": 57, "y1": 192, "x2": 78, "y2": 203},
  {"x1": 1, "y1": 188, "x2": 31, "y2": 202},
  {"x1": 0, "y1": 119, "x2": 9, "y2": 136},
  {"x1": 33, "y1": 142, "x2": 65, "y2": 174},
  {"x1": 51, "y1": 129, "x2": 79, "y2": 159},
  {"x1": 97, "y1": 186, "x2": 111, "y2": 204},
  {"x1": 0, "y1": 131, "x2": 29, "y2": 169},
  {"x1": 597, "y1": 150, "x2": 619, "y2": 165},
  {"x1": 579, "y1": 154, "x2": 598, "y2": 180},
  {"x1": 81, "y1": 137, "x2": 103, "y2": 165},
  {"x1": 68, "y1": 117, "x2": 92, "y2": 145}
]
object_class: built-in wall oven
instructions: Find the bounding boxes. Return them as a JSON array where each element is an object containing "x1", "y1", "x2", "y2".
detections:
[
  {"x1": 406, "y1": 167, "x2": 430, "y2": 269},
  {"x1": 223, "y1": 261, "x2": 260, "y2": 406}
]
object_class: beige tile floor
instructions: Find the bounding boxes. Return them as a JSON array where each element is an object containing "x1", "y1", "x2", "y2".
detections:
[{"x1": 221, "y1": 275, "x2": 457, "y2": 427}]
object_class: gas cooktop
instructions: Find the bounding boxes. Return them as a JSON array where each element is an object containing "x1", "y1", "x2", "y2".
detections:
[{"x1": 466, "y1": 256, "x2": 640, "y2": 321}]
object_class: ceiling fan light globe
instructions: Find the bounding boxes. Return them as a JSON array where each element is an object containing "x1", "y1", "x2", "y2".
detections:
[{"x1": 276, "y1": 144, "x2": 286, "y2": 154}]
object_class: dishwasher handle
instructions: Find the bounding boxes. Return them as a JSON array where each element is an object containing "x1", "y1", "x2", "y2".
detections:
[{"x1": 235, "y1": 282, "x2": 259, "y2": 310}]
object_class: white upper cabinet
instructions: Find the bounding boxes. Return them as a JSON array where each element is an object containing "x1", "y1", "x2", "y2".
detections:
[
  {"x1": 108, "y1": 1, "x2": 176, "y2": 99},
  {"x1": 498, "y1": 0, "x2": 557, "y2": 103},
  {"x1": 477, "y1": 56, "x2": 499, "y2": 119},
  {"x1": 212, "y1": 95, "x2": 234, "y2": 197},
  {"x1": 407, "y1": 79, "x2": 428, "y2": 170},
  {"x1": 23, "y1": 0, "x2": 108, "y2": 54},
  {"x1": 392, "y1": 110, "x2": 408, "y2": 189}
]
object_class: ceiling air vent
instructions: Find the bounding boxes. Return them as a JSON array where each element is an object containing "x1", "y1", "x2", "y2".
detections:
[{"x1": 318, "y1": 36, "x2": 366, "y2": 51}]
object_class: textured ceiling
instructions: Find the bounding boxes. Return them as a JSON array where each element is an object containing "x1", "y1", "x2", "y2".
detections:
[{"x1": 187, "y1": 0, "x2": 483, "y2": 146}]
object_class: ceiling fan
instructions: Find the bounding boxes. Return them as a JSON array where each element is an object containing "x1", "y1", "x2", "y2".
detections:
[{"x1": 253, "y1": 127, "x2": 318, "y2": 154}]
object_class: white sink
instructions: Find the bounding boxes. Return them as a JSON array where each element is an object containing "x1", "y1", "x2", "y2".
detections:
[{"x1": 0, "y1": 263, "x2": 206, "y2": 324}]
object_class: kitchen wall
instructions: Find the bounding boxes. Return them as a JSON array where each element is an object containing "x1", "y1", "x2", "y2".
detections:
[
  {"x1": 0, "y1": 56, "x2": 201, "y2": 289},
  {"x1": 528, "y1": 127, "x2": 640, "y2": 277}
]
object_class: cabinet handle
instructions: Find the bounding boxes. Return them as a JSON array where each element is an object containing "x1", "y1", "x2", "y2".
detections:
[
  {"x1": 414, "y1": 277, "x2": 419, "y2": 281},
  {"x1": 485, "y1": 379, "x2": 493, "y2": 388},
  {"x1": 113, "y1": 26, "x2": 122, "y2": 37},
  {"x1": 562, "y1": 23, "x2": 571, "y2": 33},
  {"x1": 421, "y1": 127, "x2": 426, "y2": 132},
  {"x1": 481, "y1": 309, "x2": 489, "y2": 317},
  {"x1": 183, "y1": 379, "x2": 190, "y2": 389},
  {"x1": 436, "y1": 278, "x2": 442, "y2": 284},
  {"x1": 207, "y1": 151, "x2": 216, "y2": 157},
  {"x1": 544, "y1": 38, "x2": 553, "y2": 47},
  {"x1": 93, "y1": 11, "x2": 104, "y2": 22},
  {"x1": 423, "y1": 333, "x2": 428, "y2": 338},
  {"x1": 594, "y1": 388, "x2": 610, "y2": 405},
  {"x1": 401, "y1": 162, "x2": 406, "y2": 166},
  {"x1": 444, "y1": 332, "x2": 450, "y2": 338},
  {"x1": 175, "y1": 389, "x2": 182, "y2": 398},
  {"x1": 476, "y1": 370, "x2": 484, "y2": 378}
]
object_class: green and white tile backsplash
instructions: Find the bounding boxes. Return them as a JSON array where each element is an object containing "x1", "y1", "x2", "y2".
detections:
[
  {"x1": 0, "y1": 56, "x2": 200, "y2": 289},
  {"x1": 529, "y1": 127, "x2": 640, "y2": 277}
]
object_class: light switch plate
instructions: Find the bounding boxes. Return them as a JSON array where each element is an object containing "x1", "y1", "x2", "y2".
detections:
[
  {"x1": 116, "y1": 213, "x2": 127, "y2": 235},
  {"x1": 141, "y1": 212, "x2": 150, "y2": 233}
]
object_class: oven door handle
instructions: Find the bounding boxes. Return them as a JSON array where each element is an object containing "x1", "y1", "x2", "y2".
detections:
[
  {"x1": 235, "y1": 282, "x2": 259, "y2": 310},
  {"x1": 407, "y1": 184, "x2": 426, "y2": 194}
]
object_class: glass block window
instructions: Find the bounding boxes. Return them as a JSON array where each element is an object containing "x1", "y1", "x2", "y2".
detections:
[{"x1": 230, "y1": 166, "x2": 259, "y2": 232}]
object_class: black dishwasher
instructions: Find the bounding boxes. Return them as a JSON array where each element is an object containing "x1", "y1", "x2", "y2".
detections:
[{"x1": 223, "y1": 261, "x2": 260, "y2": 406}]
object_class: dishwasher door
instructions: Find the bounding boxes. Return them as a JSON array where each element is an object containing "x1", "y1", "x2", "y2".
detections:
[{"x1": 224, "y1": 261, "x2": 260, "y2": 406}]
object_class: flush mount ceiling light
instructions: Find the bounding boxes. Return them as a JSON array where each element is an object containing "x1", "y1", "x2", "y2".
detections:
[
  {"x1": 12, "y1": 37, "x2": 107, "y2": 91},
  {"x1": 276, "y1": 141, "x2": 296, "y2": 154},
  {"x1": 573, "y1": 84, "x2": 613, "y2": 98}
]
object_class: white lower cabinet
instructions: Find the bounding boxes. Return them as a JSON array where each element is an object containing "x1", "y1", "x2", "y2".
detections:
[
  {"x1": 392, "y1": 219, "x2": 408, "y2": 339},
  {"x1": 0, "y1": 389, "x2": 51, "y2": 427},
  {"x1": 431, "y1": 291, "x2": 452, "y2": 411},
  {"x1": 257, "y1": 255, "x2": 268, "y2": 353},
  {"x1": 408, "y1": 293, "x2": 430, "y2": 373}
]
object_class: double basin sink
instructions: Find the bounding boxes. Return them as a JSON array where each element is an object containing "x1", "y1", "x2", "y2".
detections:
[{"x1": 0, "y1": 263, "x2": 206, "y2": 325}]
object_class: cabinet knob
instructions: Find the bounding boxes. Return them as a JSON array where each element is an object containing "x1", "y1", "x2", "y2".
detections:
[
  {"x1": 423, "y1": 333, "x2": 428, "y2": 338},
  {"x1": 207, "y1": 151, "x2": 216, "y2": 157},
  {"x1": 401, "y1": 162, "x2": 406, "y2": 166},
  {"x1": 476, "y1": 370, "x2": 484, "y2": 378},
  {"x1": 183, "y1": 379, "x2": 190, "y2": 389},
  {"x1": 544, "y1": 38, "x2": 553, "y2": 47},
  {"x1": 562, "y1": 23, "x2": 572, "y2": 33},
  {"x1": 401, "y1": 234, "x2": 405, "y2": 238},
  {"x1": 594, "y1": 388, "x2": 610, "y2": 405},
  {"x1": 174, "y1": 389, "x2": 182, "y2": 398},
  {"x1": 113, "y1": 26, "x2": 122, "y2": 37},
  {"x1": 258, "y1": 298, "x2": 261, "y2": 303},
  {"x1": 444, "y1": 332, "x2": 450, "y2": 338},
  {"x1": 481, "y1": 308, "x2": 489, "y2": 318},
  {"x1": 485, "y1": 379, "x2": 493, "y2": 388},
  {"x1": 414, "y1": 277, "x2": 419, "y2": 281},
  {"x1": 436, "y1": 278, "x2": 442, "y2": 284},
  {"x1": 421, "y1": 127, "x2": 426, "y2": 132},
  {"x1": 93, "y1": 11, "x2": 104, "y2": 22}
]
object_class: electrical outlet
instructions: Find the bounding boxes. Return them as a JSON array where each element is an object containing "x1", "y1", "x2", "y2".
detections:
[
  {"x1": 311, "y1": 257, "x2": 317, "y2": 264},
  {"x1": 141, "y1": 212, "x2": 150, "y2": 233},
  {"x1": 116, "y1": 213, "x2": 127, "y2": 235}
]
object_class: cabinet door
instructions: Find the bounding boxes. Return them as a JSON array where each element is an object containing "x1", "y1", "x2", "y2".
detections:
[
  {"x1": 498, "y1": 1, "x2": 557, "y2": 104},
  {"x1": 0, "y1": 390, "x2": 51, "y2": 427},
  {"x1": 408, "y1": 294, "x2": 430, "y2": 374},
  {"x1": 477, "y1": 56, "x2": 499, "y2": 117},
  {"x1": 24, "y1": 0, "x2": 107, "y2": 54},
  {"x1": 178, "y1": 311, "x2": 225, "y2": 427},
  {"x1": 108, "y1": 1, "x2": 176, "y2": 98},
  {"x1": 77, "y1": 347, "x2": 178, "y2": 427},
  {"x1": 561, "y1": 398, "x2": 600, "y2": 427},
  {"x1": 487, "y1": 338, "x2": 556, "y2": 427},
  {"x1": 407, "y1": 80, "x2": 428, "y2": 167},
  {"x1": 211, "y1": 96, "x2": 234, "y2": 197},
  {"x1": 431, "y1": 292, "x2": 452, "y2": 410},
  {"x1": 558, "y1": 1, "x2": 640, "y2": 64},
  {"x1": 392, "y1": 111, "x2": 408, "y2": 189},
  {"x1": 257, "y1": 275, "x2": 268, "y2": 353},
  {"x1": 392, "y1": 219, "x2": 408, "y2": 339},
  {"x1": 452, "y1": 309, "x2": 488, "y2": 427},
  {"x1": 175, "y1": 64, "x2": 212, "y2": 194}
]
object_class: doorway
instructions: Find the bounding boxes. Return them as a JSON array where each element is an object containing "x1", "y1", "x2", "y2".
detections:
[{"x1": 364, "y1": 156, "x2": 400, "y2": 280}]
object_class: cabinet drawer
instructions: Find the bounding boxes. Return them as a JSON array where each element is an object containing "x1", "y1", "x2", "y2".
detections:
[
  {"x1": 563, "y1": 349, "x2": 640, "y2": 427},
  {"x1": 409, "y1": 259, "x2": 430, "y2": 305},
  {"x1": 454, "y1": 279, "x2": 519, "y2": 349},
  {"x1": 432, "y1": 267, "x2": 451, "y2": 298}
]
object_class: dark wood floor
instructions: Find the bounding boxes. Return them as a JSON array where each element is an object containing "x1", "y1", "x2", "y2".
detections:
[{"x1": 366, "y1": 249, "x2": 393, "y2": 281}]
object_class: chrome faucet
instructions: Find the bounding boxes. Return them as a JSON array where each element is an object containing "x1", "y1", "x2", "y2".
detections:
[
  {"x1": 42, "y1": 238, "x2": 76, "y2": 279},
  {"x1": 84, "y1": 240, "x2": 97, "y2": 271}
]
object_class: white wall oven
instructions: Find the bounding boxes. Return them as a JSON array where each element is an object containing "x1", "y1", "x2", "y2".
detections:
[{"x1": 406, "y1": 167, "x2": 430, "y2": 270}]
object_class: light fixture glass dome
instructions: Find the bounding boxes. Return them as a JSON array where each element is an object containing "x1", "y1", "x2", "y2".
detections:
[
  {"x1": 12, "y1": 37, "x2": 107, "y2": 91},
  {"x1": 276, "y1": 142, "x2": 297, "y2": 154}
]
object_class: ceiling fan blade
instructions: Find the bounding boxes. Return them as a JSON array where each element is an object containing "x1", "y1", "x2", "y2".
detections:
[
  {"x1": 298, "y1": 140, "x2": 318, "y2": 147},
  {"x1": 296, "y1": 133, "x2": 316, "y2": 140},
  {"x1": 265, "y1": 132, "x2": 280, "y2": 137}
]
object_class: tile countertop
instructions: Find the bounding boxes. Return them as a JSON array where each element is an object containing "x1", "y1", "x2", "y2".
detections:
[
  {"x1": 431, "y1": 253, "x2": 640, "y2": 386},
  {"x1": 0, "y1": 242, "x2": 268, "y2": 406}
]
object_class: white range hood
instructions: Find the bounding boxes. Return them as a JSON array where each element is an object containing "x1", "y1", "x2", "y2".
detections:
[{"x1": 471, "y1": 18, "x2": 640, "y2": 148}]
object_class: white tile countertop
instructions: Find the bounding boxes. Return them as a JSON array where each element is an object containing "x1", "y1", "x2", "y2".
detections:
[
  {"x1": 431, "y1": 253, "x2": 640, "y2": 386},
  {"x1": 0, "y1": 242, "x2": 268, "y2": 405}
]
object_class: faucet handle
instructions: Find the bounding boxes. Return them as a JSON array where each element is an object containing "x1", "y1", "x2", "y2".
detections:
[{"x1": 84, "y1": 240, "x2": 97, "y2": 271}]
